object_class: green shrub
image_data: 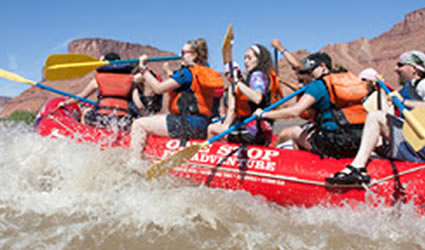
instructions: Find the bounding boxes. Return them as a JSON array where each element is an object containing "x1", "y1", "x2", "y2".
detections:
[{"x1": 7, "y1": 110, "x2": 39, "y2": 124}]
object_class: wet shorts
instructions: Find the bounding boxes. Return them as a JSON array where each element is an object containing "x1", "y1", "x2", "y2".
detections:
[
  {"x1": 376, "y1": 114, "x2": 425, "y2": 162},
  {"x1": 309, "y1": 125, "x2": 363, "y2": 159},
  {"x1": 227, "y1": 119, "x2": 273, "y2": 146},
  {"x1": 166, "y1": 114, "x2": 208, "y2": 139}
]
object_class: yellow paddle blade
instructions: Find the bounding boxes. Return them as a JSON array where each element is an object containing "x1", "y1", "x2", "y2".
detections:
[
  {"x1": 0, "y1": 69, "x2": 35, "y2": 85},
  {"x1": 402, "y1": 107, "x2": 425, "y2": 151},
  {"x1": 45, "y1": 54, "x2": 109, "y2": 81},
  {"x1": 362, "y1": 88, "x2": 391, "y2": 113},
  {"x1": 45, "y1": 54, "x2": 99, "y2": 67},
  {"x1": 222, "y1": 24, "x2": 234, "y2": 65},
  {"x1": 146, "y1": 141, "x2": 209, "y2": 180}
]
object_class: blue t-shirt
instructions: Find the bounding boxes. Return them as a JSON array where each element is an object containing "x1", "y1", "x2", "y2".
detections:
[
  {"x1": 171, "y1": 67, "x2": 193, "y2": 89},
  {"x1": 304, "y1": 79, "x2": 340, "y2": 130}
]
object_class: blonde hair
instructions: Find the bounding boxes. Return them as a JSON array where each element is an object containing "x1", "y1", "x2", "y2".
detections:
[{"x1": 188, "y1": 38, "x2": 208, "y2": 66}]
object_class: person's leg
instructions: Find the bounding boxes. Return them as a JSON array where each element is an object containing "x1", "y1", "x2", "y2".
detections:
[
  {"x1": 349, "y1": 111, "x2": 391, "y2": 168},
  {"x1": 273, "y1": 125, "x2": 303, "y2": 148},
  {"x1": 81, "y1": 108, "x2": 94, "y2": 125},
  {"x1": 292, "y1": 124, "x2": 315, "y2": 150},
  {"x1": 130, "y1": 114, "x2": 168, "y2": 158},
  {"x1": 326, "y1": 111, "x2": 392, "y2": 185},
  {"x1": 207, "y1": 122, "x2": 229, "y2": 140}
]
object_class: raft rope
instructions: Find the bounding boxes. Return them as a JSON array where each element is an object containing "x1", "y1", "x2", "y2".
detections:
[
  {"x1": 151, "y1": 158, "x2": 425, "y2": 189},
  {"x1": 47, "y1": 114, "x2": 120, "y2": 145},
  {"x1": 48, "y1": 114, "x2": 76, "y2": 135}
]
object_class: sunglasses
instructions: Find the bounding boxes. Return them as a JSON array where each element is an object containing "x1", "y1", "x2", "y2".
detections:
[
  {"x1": 298, "y1": 70, "x2": 311, "y2": 75},
  {"x1": 396, "y1": 62, "x2": 406, "y2": 68},
  {"x1": 181, "y1": 50, "x2": 195, "y2": 56}
]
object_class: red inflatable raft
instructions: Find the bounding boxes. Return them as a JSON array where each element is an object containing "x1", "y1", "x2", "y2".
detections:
[{"x1": 35, "y1": 98, "x2": 425, "y2": 213}]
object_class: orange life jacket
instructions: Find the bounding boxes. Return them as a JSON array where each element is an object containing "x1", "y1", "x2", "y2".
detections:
[
  {"x1": 321, "y1": 72, "x2": 368, "y2": 125},
  {"x1": 235, "y1": 70, "x2": 283, "y2": 118},
  {"x1": 168, "y1": 65, "x2": 224, "y2": 117},
  {"x1": 95, "y1": 72, "x2": 134, "y2": 117}
]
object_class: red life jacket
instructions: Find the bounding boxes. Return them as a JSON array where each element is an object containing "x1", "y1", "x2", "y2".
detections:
[
  {"x1": 168, "y1": 65, "x2": 224, "y2": 117},
  {"x1": 235, "y1": 70, "x2": 283, "y2": 118},
  {"x1": 95, "y1": 72, "x2": 134, "y2": 117}
]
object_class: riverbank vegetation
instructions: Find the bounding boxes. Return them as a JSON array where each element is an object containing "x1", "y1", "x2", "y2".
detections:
[{"x1": 0, "y1": 110, "x2": 38, "y2": 124}]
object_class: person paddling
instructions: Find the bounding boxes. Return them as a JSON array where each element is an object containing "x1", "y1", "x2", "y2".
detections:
[
  {"x1": 130, "y1": 38, "x2": 224, "y2": 158},
  {"x1": 326, "y1": 50, "x2": 425, "y2": 185},
  {"x1": 207, "y1": 44, "x2": 283, "y2": 146},
  {"x1": 254, "y1": 52, "x2": 369, "y2": 158},
  {"x1": 59, "y1": 52, "x2": 140, "y2": 131}
]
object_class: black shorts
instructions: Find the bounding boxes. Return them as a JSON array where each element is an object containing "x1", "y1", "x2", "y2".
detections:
[
  {"x1": 310, "y1": 125, "x2": 363, "y2": 159},
  {"x1": 166, "y1": 114, "x2": 208, "y2": 139},
  {"x1": 227, "y1": 119, "x2": 273, "y2": 146},
  {"x1": 375, "y1": 114, "x2": 425, "y2": 162}
]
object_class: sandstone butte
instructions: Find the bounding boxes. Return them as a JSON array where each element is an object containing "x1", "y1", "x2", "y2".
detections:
[{"x1": 1, "y1": 8, "x2": 424, "y2": 118}]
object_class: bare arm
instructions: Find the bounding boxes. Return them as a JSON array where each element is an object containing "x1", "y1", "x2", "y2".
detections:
[
  {"x1": 131, "y1": 87, "x2": 146, "y2": 116},
  {"x1": 402, "y1": 99, "x2": 425, "y2": 108},
  {"x1": 132, "y1": 87, "x2": 143, "y2": 109},
  {"x1": 65, "y1": 79, "x2": 98, "y2": 104},
  {"x1": 236, "y1": 80, "x2": 263, "y2": 104},
  {"x1": 256, "y1": 94, "x2": 316, "y2": 120},
  {"x1": 388, "y1": 90, "x2": 425, "y2": 108},
  {"x1": 135, "y1": 55, "x2": 181, "y2": 94},
  {"x1": 134, "y1": 71, "x2": 180, "y2": 94},
  {"x1": 272, "y1": 39, "x2": 302, "y2": 71},
  {"x1": 223, "y1": 89, "x2": 236, "y2": 125}
]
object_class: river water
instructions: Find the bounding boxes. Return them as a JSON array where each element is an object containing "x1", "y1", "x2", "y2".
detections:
[{"x1": 1, "y1": 121, "x2": 425, "y2": 250}]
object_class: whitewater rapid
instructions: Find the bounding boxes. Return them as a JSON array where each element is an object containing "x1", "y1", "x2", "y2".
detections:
[{"x1": 1, "y1": 121, "x2": 425, "y2": 250}]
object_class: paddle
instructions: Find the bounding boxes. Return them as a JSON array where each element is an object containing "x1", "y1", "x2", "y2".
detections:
[
  {"x1": 0, "y1": 69, "x2": 96, "y2": 106},
  {"x1": 45, "y1": 54, "x2": 181, "y2": 81},
  {"x1": 221, "y1": 24, "x2": 236, "y2": 93},
  {"x1": 274, "y1": 48, "x2": 279, "y2": 74},
  {"x1": 377, "y1": 80, "x2": 425, "y2": 151},
  {"x1": 362, "y1": 78, "x2": 393, "y2": 113},
  {"x1": 145, "y1": 85, "x2": 307, "y2": 180}
]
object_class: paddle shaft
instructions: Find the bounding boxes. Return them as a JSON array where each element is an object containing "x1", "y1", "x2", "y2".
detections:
[
  {"x1": 377, "y1": 80, "x2": 405, "y2": 111},
  {"x1": 274, "y1": 49, "x2": 279, "y2": 74},
  {"x1": 377, "y1": 80, "x2": 425, "y2": 139},
  {"x1": 208, "y1": 85, "x2": 307, "y2": 144},
  {"x1": 36, "y1": 82, "x2": 96, "y2": 106},
  {"x1": 108, "y1": 56, "x2": 181, "y2": 65}
]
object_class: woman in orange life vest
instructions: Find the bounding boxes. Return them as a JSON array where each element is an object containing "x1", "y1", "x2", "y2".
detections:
[
  {"x1": 130, "y1": 38, "x2": 224, "y2": 157},
  {"x1": 207, "y1": 44, "x2": 282, "y2": 146},
  {"x1": 59, "y1": 52, "x2": 147, "y2": 131},
  {"x1": 254, "y1": 52, "x2": 369, "y2": 159}
]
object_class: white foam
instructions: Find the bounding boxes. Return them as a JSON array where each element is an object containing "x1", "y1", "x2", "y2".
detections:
[{"x1": 1, "y1": 122, "x2": 425, "y2": 249}]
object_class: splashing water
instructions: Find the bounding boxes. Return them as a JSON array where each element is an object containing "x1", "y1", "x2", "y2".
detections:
[{"x1": 1, "y1": 121, "x2": 425, "y2": 250}]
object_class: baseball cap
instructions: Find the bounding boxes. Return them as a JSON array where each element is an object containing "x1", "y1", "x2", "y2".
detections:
[
  {"x1": 399, "y1": 50, "x2": 425, "y2": 73},
  {"x1": 225, "y1": 61, "x2": 240, "y2": 73},
  {"x1": 299, "y1": 52, "x2": 332, "y2": 74},
  {"x1": 359, "y1": 68, "x2": 379, "y2": 81}
]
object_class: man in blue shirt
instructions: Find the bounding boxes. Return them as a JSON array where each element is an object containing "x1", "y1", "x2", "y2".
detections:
[{"x1": 326, "y1": 50, "x2": 425, "y2": 185}]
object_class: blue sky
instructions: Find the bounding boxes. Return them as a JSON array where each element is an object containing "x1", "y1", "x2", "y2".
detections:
[{"x1": 1, "y1": 0, "x2": 424, "y2": 97}]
